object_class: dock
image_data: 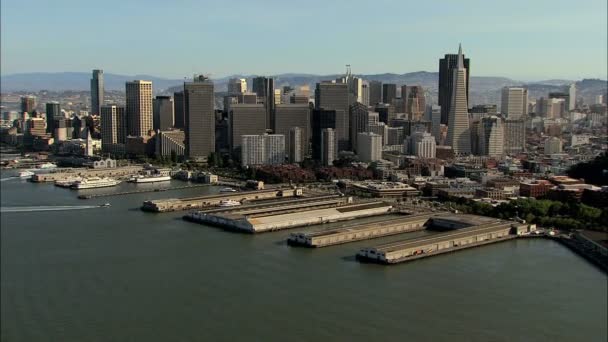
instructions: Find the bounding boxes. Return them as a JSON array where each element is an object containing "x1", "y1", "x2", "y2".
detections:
[
  {"x1": 357, "y1": 218, "x2": 532, "y2": 264},
  {"x1": 31, "y1": 166, "x2": 143, "y2": 182},
  {"x1": 77, "y1": 183, "x2": 215, "y2": 199},
  {"x1": 287, "y1": 213, "x2": 435, "y2": 247}
]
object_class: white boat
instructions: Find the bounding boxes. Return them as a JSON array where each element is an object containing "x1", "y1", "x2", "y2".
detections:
[
  {"x1": 219, "y1": 199, "x2": 241, "y2": 207},
  {"x1": 130, "y1": 175, "x2": 172, "y2": 183},
  {"x1": 18, "y1": 170, "x2": 35, "y2": 178},
  {"x1": 55, "y1": 177, "x2": 83, "y2": 188},
  {"x1": 71, "y1": 177, "x2": 121, "y2": 189},
  {"x1": 38, "y1": 162, "x2": 57, "y2": 169},
  {"x1": 219, "y1": 187, "x2": 237, "y2": 193}
]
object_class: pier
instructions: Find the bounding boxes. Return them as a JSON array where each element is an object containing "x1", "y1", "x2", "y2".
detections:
[{"x1": 77, "y1": 183, "x2": 216, "y2": 199}]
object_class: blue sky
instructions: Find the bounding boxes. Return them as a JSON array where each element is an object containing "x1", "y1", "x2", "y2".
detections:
[{"x1": 1, "y1": 0, "x2": 606, "y2": 80}]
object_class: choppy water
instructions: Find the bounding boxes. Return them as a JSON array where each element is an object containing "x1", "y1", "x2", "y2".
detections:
[{"x1": 1, "y1": 174, "x2": 607, "y2": 341}]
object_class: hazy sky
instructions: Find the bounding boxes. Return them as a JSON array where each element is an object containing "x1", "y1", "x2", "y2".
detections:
[{"x1": 1, "y1": 0, "x2": 607, "y2": 81}]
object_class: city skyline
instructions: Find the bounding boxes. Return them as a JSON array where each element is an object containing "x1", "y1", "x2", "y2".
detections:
[{"x1": 1, "y1": 0, "x2": 607, "y2": 81}]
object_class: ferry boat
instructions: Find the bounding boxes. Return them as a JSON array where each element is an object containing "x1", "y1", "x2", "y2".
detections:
[
  {"x1": 37, "y1": 162, "x2": 57, "y2": 169},
  {"x1": 54, "y1": 177, "x2": 83, "y2": 188},
  {"x1": 71, "y1": 177, "x2": 121, "y2": 190},
  {"x1": 219, "y1": 187, "x2": 237, "y2": 193},
  {"x1": 218, "y1": 199, "x2": 241, "y2": 207},
  {"x1": 18, "y1": 170, "x2": 35, "y2": 178},
  {"x1": 129, "y1": 175, "x2": 172, "y2": 183}
]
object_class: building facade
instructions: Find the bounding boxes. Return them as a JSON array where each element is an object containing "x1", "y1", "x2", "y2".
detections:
[
  {"x1": 184, "y1": 76, "x2": 215, "y2": 160},
  {"x1": 125, "y1": 80, "x2": 153, "y2": 137},
  {"x1": 445, "y1": 45, "x2": 471, "y2": 155},
  {"x1": 90, "y1": 69, "x2": 104, "y2": 115}
]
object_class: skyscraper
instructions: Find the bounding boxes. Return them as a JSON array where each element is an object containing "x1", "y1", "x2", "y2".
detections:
[
  {"x1": 45, "y1": 102, "x2": 60, "y2": 134},
  {"x1": 184, "y1": 75, "x2": 215, "y2": 160},
  {"x1": 321, "y1": 128, "x2": 336, "y2": 166},
  {"x1": 445, "y1": 44, "x2": 471, "y2": 155},
  {"x1": 100, "y1": 105, "x2": 126, "y2": 154},
  {"x1": 478, "y1": 116, "x2": 504, "y2": 157},
  {"x1": 382, "y1": 84, "x2": 397, "y2": 104},
  {"x1": 153, "y1": 96, "x2": 174, "y2": 131},
  {"x1": 125, "y1": 80, "x2": 153, "y2": 137},
  {"x1": 274, "y1": 104, "x2": 311, "y2": 159},
  {"x1": 90, "y1": 69, "x2": 104, "y2": 115},
  {"x1": 357, "y1": 132, "x2": 382, "y2": 162},
  {"x1": 311, "y1": 109, "x2": 336, "y2": 161},
  {"x1": 288, "y1": 127, "x2": 303, "y2": 163},
  {"x1": 20, "y1": 96, "x2": 36, "y2": 116},
  {"x1": 173, "y1": 91, "x2": 185, "y2": 129},
  {"x1": 229, "y1": 104, "x2": 266, "y2": 152},
  {"x1": 409, "y1": 131, "x2": 436, "y2": 158},
  {"x1": 439, "y1": 49, "x2": 470, "y2": 125},
  {"x1": 349, "y1": 102, "x2": 371, "y2": 151},
  {"x1": 241, "y1": 134, "x2": 285, "y2": 166},
  {"x1": 504, "y1": 119, "x2": 525, "y2": 155},
  {"x1": 402, "y1": 86, "x2": 426, "y2": 120},
  {"x1": 501, "y1": 87, "x2": 528, "y2": 120},
  {"x1": 568, "y1": 83, "x2": 576, "y2": 111},
  {"x1": 315, "y1": 82, "x2": 350, "y2": 151},
  {"x1": 368, "y1": 81, "x2": 382, "y2": 106},
  {"x1": 228, "y1": 78, "x2": 247, "y2": 94},
  {"x1": 252, "y1": 76, "x2": 275, "y2": 129}
]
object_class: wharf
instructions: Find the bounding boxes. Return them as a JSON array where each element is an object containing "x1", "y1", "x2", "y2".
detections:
[
  {"x1": 77, "y1": 183, "x2": 215, "y2": 199},
  {"x1": 287, "y1": 213, "x2": 436, "y2": 247},
  {"x1": 31, "y1": 166, "x2": 143, "y2": 182}
]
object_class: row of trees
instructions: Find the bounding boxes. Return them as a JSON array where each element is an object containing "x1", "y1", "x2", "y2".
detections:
[
  {"x1": 567, "y1": 152, "x2": 608, "y2": 185},
  {"x1": 445, "y1": 197, "x2": 607, "y2": 232}
]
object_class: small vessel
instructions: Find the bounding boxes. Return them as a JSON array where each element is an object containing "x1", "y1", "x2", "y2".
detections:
[
  {"x1": 55, "y1": 177, "x2": 83, "y2": 188},
  {"x1": 219, "y1": 199, "x2": 241, "y2": 207},
  {"x1": 100, "y1": 203, "x2": 111, "y2": 207},
  {"x1": 71, "y1": 177, "x2": 121, "y2": 189},
  {"x1": 37, "y1": 162, "x2": 57, "y2": 169},
  {"x1": 219, "y1": 187, "x2": 237, "y2": 193},
  {"x1": 129, "y1": 175, "x2": 172, "y2": 183},
  {"x1": 18, "y1": 170, "x2": 35, "y2": 178}
]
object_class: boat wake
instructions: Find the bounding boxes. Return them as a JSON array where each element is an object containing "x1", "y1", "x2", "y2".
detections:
[
  {"x1": 0, "y1": 177, "x2": 17, "y2": 182},
  {"x1": 0, "y1": 205, "x2": 102, "y2": 213}
]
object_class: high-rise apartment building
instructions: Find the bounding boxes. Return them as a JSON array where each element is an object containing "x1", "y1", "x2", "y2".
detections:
[
  {"x1": 357, "y1": 132, "x2": 382, "y2": 162},
  {"x1": 504, "y1": 119, "x2": 525, "y2": 155},
  {"x1": 90, "y1": 69, "x2": 104, "y2": 115},
  {"x1": 184, "y1": 75, "x2": 215, "y2": 160},
  {"x1": 478, "y1": 116, "x2": 504, "y2": 157},
  {"x1": 321, "y1": 128, "x2": 336, "y2": 166},
  {"x1": 369, "y1": 81, "x2": 382, "y2": 106},
  {"x1": 229, "y1": 104, "x2": 266, "y2": 152},
  {"x1": 439, "y1": 49, "x2": 470, "y2": 125},
  {"x1": 241, "y1": 134, "x2": 285, "y2": 166},
  {"x1": 289, "y1": 127, "x2": 303, "y2": 163},
  {"x1": 45, "y1": 102, "x2": 60, "y2": 134},
  {"x1": 100, "y1": 105, "x2": 127, "y2": 154},
  {"x1": 382, "y1": 84, "x2": 397, "y2": 104},
  {"x1": 501, "y1": 87, "x2": 528, "y2": 120},
  {"x1": 445, "y1": 45, "x2": 471, "y2": 155},
  {"x1": 125, "y1": 80, "x2": 153, "y2": 137},
  {"x1": 274, "y1": 104, "x2": 310, "y2": 159},
  {"x1": 315, "y1": 82, "x2": 350, "y2": 151},
  {"x1": 153, "y1": 96, "x2": 174, "y2": 131},
  {"x1": 252, "y1": 76, "x2": 275, "y2": 129}
]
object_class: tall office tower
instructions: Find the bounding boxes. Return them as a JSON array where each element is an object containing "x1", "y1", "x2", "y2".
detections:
[
  {"x1": 274, "y1": 89, "x2": 282, "y2": 105},
  {"x1": 252, "y1": 76, "x2": 275, "y2": 129},
  {"x1": 125, "y1": 80, "x2": 153, "y2": 137},
  {"x1": 439, "y1": 48, "x2": 470, "y2": 125},
  {"x1": 478, "y1": 116, "x2": 504, "y2": 157},
  {"x1": 65, "y1": 118, "x2": 74, "y2": 139},
  {"x1": 227, "y1": 78, "x2": 247, "y2": 94},
  {"x1": 229, "y1": 104, "x2": 266, "y2": 152},
  {"x1": 349, "y1": 102, "x2": 371, "y2": 151},
  {"x1": 374, "y1": 103, "x2": 395, "y2": 124},
  {"x1": 504, "y1": 119, "x2": 525, "y2": 155},
  {"x1": 360, "y1": 83, "x2": 370, "y2": 106},
  {"x1": 315, "y1": 82, "x2": 350, "y2": 151},
  {"x1": 173, "y1": 91, "x2": 185, "y2": 129},
  {"x1": 501, "y1": 87, "x2": 528, "y2": 119},
  {"x1": 386, "y1": 126, "x2": 404, "y2": 145},
  {"x1": 426, "y1": 105, "x2": 442, "y2": 143},
  {"x1": 368, "y1": 122, "x2": 388, "y2": 145},
  {"x1": 369, "y1": 81, "x2": 382, "y2": 106},
  {"x1": 357, "y1": 132, "x2": 382, "y2": 162},
  {"x1": 470, "y1": 119, "x2": 481, "y2": 155},
  {"x1": 274, "y1": 104, "x2": 310, "y2": 159},
  {"x1": 445, "y1": 45, "x2": 471, "y2": 155},
  {"x1": 568, "y1": 83, "x2": 576, "y2": 111},
  {"x1": 321, "y1": 128, "x2": 336, "y2": 166},
  {"x1": 45, "y1": 102, "x2": 60, "y2": 133},
  {"x1": 544, "y1": 137, "x2": 562, "y2": 155},
  {"x1": 402, "y1": 85, "x2": 426, "y2": 120},
  {"x1": 20, "y1": 96, "x2": 36, "y2": 115},
  {"x1": 153, "y1": 96, "x2": 174, "y2": 131},
  {"x1": 53, "y1": 119, "x2": 67, "y2": 142},
  {"x1": 184, "y1": 75, "x2": 215, "y2": 160},
  {"x1": 100, "y1": 105, "x2": 127, "y2": 154},
  {"x1": 289, "y1": 127, "x2": 303, "y2": 163},
  {"x1": 311, "y1": 109, "x2": 336, "y2": 160},
  {"x1": 409, "y1": 131, "x2": 436, "y2": 158},
  {"x1": 72, "y1": 116, "x2": 82, "y2": 139},
  {"x1": 90, "y1": 69, "x2": 104, "y2": 115},
  {"x1": 241, "y1": 134, "x2": 285, "y2": 166},
  {"x1": 382, "y1": 84, "x2": 397, "y2": 104}
]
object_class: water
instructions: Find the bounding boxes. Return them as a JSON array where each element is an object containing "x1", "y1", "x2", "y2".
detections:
[{"x1": 1, "y1": 174, "x2": 607, "y2": 341}]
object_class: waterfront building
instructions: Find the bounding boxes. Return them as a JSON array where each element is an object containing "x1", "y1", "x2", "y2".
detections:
[
  {"x1": 445, "y1": 44, "x2": 471, "y2": 155},
  {"x1": 126, "y1": 80, "x2": 153, "y2": 137},
  {"x1": 90, "y1": 69, "x2": 104, "y2": 115},
  {"x1": 153, "y1": 96, "x2": 174, "y2": 131},
  {"x1": 501, "y1": 87, "x2": 528, "y2": 120},
  {"x1": 184, "y1": 75, "x2": 215, "y2": 161}
]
